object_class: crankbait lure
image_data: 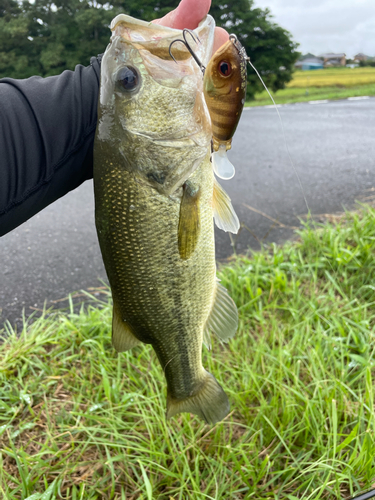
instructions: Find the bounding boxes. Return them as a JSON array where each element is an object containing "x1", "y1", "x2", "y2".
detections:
[{"x1": 203, "y1": 34, "x2": 248, "y2": 180}]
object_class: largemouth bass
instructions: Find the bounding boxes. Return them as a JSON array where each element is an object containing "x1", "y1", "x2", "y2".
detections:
[{"x1": 94, "y1": 14, "x2": 239, "y2": 424}]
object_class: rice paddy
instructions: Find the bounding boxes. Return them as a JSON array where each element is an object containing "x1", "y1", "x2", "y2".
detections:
[
  {"x1": 251, "y1": 67, "x2": 375, "y2": 106},
  {"x1": 288, "y1": 67, "x2": 375, "y2": 89}
]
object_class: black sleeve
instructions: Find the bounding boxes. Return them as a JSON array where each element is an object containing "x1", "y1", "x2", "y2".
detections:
[{"x1": 0, "y1": 56, "x2": 101, "y2": 237}]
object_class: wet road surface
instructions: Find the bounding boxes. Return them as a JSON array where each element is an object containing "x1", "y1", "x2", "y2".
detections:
[{"x1": 1, "y1": 98, "x2": 375, "y2": 327}]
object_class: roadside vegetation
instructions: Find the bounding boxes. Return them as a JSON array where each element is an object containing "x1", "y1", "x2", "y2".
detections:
[
  {"x1": 1, "y1": 205, "x2": 375, "y2": 499},
  {"x1": 251, "y1": 67, "x2": 375, "y2": 106}
]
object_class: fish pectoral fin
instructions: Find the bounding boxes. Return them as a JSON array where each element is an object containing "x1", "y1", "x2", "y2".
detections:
[
  {"x1": 212, "y1": 178, "x2": 240, "y2": 234},
  {"x1": 178, "y1": 181, "x2": 201, "y2": 260},
  {"x1": 204, "y1": 281, "x2": 238, "y2": 345},
  {"x1": 112, "y1": 303, "x2": 141, "y2": 352},
  {"x1": 166, "y1": 370, "x2": 230, "y2": 424}
]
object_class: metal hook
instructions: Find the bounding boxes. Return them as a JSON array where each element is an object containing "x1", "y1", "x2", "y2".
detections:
[
  {"x1": 169, "y1": 28, "x2": 206, "y2": 74},
  {"x1": 229, "y1": 33, "x2": 250, "y2": 62}
]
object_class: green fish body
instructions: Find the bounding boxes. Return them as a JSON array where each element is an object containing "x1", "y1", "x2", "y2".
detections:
[{"x1": 94, "y1": 14, "x2": 239, "y2": 424}]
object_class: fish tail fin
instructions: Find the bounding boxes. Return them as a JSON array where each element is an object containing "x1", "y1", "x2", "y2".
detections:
[{"x1": 166, "y1": 371, "x2": 230, "y2": 424}]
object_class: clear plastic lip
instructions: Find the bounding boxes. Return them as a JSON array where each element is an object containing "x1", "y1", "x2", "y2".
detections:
[{"x1": 212, "y1": 145, "x2": 235, "y2": 180}]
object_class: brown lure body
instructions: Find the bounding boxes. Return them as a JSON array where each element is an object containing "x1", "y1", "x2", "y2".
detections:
[{"x1": 203, "y1": 38, "x2": 247, "y2": 152}]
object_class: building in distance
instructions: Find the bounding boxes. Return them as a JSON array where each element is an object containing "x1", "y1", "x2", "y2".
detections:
[
  {"x1": 295, "y1": 53, "x2": 348, "y2": 70},
  {"x1": 295, "y1": 56, "x2": 324, "y2": 71},
  {"x1": 319, "y1": 53, "x2": 346, "y2": 67},
  {"x1": 353, "y1": 53, "x2": 372, "y2": 62}
]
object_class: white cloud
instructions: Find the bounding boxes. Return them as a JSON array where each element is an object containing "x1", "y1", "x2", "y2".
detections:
[{"x1": 253, "y1": 0, "x2": 375, "y2": 57}]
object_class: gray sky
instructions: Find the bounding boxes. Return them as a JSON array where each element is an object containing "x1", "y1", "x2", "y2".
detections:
[{"x1": 253, "y1": 0, "x2": 375, "y2": 58}]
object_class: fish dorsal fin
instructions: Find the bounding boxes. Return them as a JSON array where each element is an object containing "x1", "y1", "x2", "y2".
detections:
[
  {"x1": 213, "y1": 179, "x2": 240, "y2": 234},
  {"x1": 204, "y1": 281, "x2": 238, "y2": 346},
  {"x1": 178, "y1": 181, "x2": 201, "y2": 260},
  {"x1": 112, "y1": 303, "x2": 141, "y2": 352}
]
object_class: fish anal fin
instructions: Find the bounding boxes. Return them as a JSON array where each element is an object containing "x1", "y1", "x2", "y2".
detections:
[
  {"x1": 204, "y1": 281, "x2": 238, "y2": 345},
  {"x1": 212, "y1": 179, "x2": 240, "y2": 234},
  {"x1": 166, "y1": 370, "x2": 230, "y2": 424},
  {"x1": 112, "y1": 303, "x2": 141, "y2": 352},
  {"x1": 178, "y1": 181, "x2": 201, "y2": 260}
]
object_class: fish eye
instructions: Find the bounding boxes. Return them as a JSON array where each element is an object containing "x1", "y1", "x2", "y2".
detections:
[
  {"x1": 218, "y1": 60, "x2": 232, "y2": 77},
  {"x1": 115, "y1": 66, "x2": 140, "y2": 92}
]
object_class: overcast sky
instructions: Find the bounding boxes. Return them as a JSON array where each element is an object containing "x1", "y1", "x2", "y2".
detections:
[{"x1": 253, "y1": 0, "x2": 375, "y2": 58}]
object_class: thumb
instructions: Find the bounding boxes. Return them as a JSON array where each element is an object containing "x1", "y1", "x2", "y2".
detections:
[{"x1": 153, "y1": 0, "x2": 211, "y2": 30}]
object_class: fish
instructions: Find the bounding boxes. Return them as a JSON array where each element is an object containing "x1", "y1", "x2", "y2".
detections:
[
  {"x1": 94, "y1": 14, "x2": 240, "y2": 424},
  {"x1": 203, "y1": 36, "x2": 248, "y2": 180}
]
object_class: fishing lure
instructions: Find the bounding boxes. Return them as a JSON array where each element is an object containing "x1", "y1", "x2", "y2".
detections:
[
  {"x1": 203, "y1": 34, "x2": 248, "y2": 180},
  {"x1": 170, "y1": 32, "x2": 248, "y2": 181}
]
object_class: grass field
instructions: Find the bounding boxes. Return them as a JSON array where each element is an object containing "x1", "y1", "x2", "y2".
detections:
[
  {"x1": 250, "y1": 67, "x2": 375, "y2": 106},
  {"x1": 1, "y1": 206, "x2": 375, "y2": 499}
]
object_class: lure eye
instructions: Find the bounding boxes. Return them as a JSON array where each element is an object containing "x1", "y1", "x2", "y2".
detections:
[
  {"x1": 218, "y1": 60, "x2": 232, "y2": 77},
  {"x1": 115, "y1": 66, "x2": 140, "y2": 92}
]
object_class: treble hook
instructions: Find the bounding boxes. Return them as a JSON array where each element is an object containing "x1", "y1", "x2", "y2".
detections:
[{"x1": 169, "y1": 29, "x2": 206, "y2": 74}]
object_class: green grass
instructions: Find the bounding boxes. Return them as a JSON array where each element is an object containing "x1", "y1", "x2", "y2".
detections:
[
  {"x1": 249, "y1": 67, "x2": 375, "y2": 106},
  {"x1": 2, "y1": 205, "x2": 375, "y2": 499}
]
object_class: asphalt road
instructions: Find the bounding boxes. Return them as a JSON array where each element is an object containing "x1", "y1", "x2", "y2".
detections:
[{"x1": 1, "y1": 97, "x2": 375, "y2": 328}]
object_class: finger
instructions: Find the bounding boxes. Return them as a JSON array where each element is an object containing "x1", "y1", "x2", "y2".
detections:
[
  {"x1": 153, "y1": 0, "x2": 211, "y2": 29},
  {"x1": 151, "y1": 0, "x2": 229, "y2": 57},
  {"x1": 213, "y1": 27, "x2": 229, "y2": 53}
]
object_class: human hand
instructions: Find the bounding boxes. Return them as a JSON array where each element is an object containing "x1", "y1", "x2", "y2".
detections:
[{"x1": 152, "y1": 0, "x2": 228, "y2": 53}]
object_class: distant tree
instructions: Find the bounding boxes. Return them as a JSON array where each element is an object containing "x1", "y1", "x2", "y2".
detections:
[
  {"x1": 359, "y1": 59, "x2": 375, "y2": 68},
  {"x1": 0, "y1": 0, "x2": 299, "y2": 100},
  {"x1": 0, "y1": 0, "x2": 117, "y2": 78},
  {"x1": 0, "y1": 0, "x2": 34, "y2": 78}
]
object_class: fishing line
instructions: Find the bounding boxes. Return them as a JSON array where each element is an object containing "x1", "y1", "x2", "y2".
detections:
[
  {"x1": 245, "y1": 54, "x2": 344, "y2": 283},
  {"x1": 246, "y1": 57, "x2": 311, "y2": 216}
]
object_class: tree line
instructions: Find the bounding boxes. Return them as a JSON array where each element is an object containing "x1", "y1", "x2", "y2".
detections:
[{"x1": 0, "y1": 0, "x2": 299, "y2": 98}]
